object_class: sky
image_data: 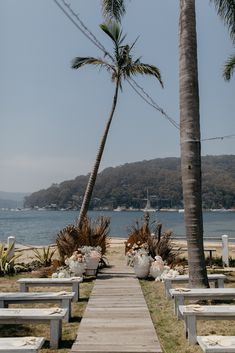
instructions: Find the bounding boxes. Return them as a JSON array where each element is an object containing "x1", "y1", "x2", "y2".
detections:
[{"x1": 1, "y1": 0, "x2": 235, "y2": 193}]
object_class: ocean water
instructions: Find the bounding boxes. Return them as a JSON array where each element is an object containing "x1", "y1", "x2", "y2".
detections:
[{"x1": 0, "y1": 210, "x2": 234, "y2": 246}]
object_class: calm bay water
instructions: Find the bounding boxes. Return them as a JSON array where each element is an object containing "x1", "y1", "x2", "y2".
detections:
[{"x1": 0, "y1": 210, "x2": 234, "y2": 246}]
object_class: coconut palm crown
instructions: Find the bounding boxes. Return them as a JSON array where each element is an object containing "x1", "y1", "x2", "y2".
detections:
[
  {"x1": 72, "y1": 21, "x2": 163, "y2": 229},
  {"x1": 72, "y1": 22, "x2": 163, "y2": 89}
]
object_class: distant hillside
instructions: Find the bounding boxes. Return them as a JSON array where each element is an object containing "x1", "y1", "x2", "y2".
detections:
[{"x1": 24, "y1": 155, "x2": 235, "y2": 210}]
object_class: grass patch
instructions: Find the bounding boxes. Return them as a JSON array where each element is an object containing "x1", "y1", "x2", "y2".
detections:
[
  {"x1": 140, "y1": 271, "x2": 235, "y2": 353},
  {"x1": 0, "y1": 272, "x2": 94, "y2": 353}
]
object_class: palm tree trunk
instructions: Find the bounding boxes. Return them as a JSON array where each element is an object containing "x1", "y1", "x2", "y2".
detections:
[
  {"x1": 77, "y1": 76, "x2": 120, "y2": 229},
  {"x1": 179, "y1": 0, "x2": 209, "y2": 287}
]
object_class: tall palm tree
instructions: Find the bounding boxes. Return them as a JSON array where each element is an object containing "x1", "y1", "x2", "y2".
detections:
[
  {"x1": 73, "y1": 21, "x2": 163, "y2": 228},
  {"x1": 102, "y1": 0, "x2": 209, "y2": 287},
  {"x1": 211, "y1": 0, "x2": 235, "y2": 81},
  {"x1": 179, "y1": 0, "x2": 209, "y2": 287}
]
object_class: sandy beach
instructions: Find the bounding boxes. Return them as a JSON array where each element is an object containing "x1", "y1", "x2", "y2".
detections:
[{"x1": 13, "y1": 237, "x2": 235, "y2": 265}]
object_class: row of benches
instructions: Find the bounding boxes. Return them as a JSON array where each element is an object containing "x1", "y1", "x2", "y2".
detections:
[
  {"x1": 164, "y1": 273, "x2": 235, "y2": 352},
  {"x1": 0, "y1": 276, "x2": 83, "y2": 351}
]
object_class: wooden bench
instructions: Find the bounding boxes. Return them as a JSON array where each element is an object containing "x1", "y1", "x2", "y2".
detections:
[
  {"x1": 170, "y1": 287, "x2": 235, "y2": 319},
  {"x1": 179, "y1": 305, "x2": 235, "y2": 345},
  {"x1": 0, "y1": 308, "x2": 66, "y2": 349},
  {"x1": 0, "y1": 336, "x2": 45, "y2": 353},
  {"x1": 164, "y1": 274, "x2": 226, "y2": 298},
  {"x1": 197, "y1": 335, "x2": 235, "y2": 352},
  {"x1": 18, "y1": 277, "x2": 83, "y2": 302},
  {"x1": 0, "y1": 291, "x2": 75, "y2": 322}
]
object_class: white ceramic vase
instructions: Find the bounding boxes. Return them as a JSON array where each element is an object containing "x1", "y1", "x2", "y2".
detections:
[{"x1": 133, "y1": 254, "x2": 151, "y2": 279}]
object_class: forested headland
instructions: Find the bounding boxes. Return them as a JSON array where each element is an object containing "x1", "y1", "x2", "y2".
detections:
[{"x1": 24, "y1": 155, "x2": 235, "y2": 210}]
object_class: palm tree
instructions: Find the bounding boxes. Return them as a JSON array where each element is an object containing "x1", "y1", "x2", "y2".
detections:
[
  {"x1": 211, "y1": 0, "x2": 235, "y2": 81},
  {"x1": 179, "y1": 0, "x2": 209, "y2": 287},
  {"x1": 73, "y1": 21, "x2": 163, "y2": 228},
  {"x1": 102, "y1": 0, "x2": 209, "y2": 287}
]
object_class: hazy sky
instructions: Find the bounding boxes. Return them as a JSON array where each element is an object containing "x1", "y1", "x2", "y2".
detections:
[{"x1": 1, "y1": 0, "x2": 235, "y2": 193}]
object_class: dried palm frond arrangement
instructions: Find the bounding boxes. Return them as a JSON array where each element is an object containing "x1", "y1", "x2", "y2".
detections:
[
  {"x1": 125, "y1": 213, "x2": 180, "y2": 266},
  {"x1": 56, "y1": 216, "x2": 110, "y2": 263}
]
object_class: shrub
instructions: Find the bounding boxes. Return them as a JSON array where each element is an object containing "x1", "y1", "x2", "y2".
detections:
[
  {"x1": 0, "y1": 242, "x2": 22, "y2": 276},
  {"x1": 32, "y1": 246, "x2": 57, "y2": 267}
]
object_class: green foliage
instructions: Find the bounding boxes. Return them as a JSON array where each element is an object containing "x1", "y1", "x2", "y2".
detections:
[
  {"x1": 33, "y1": 246, "x2": 56, "y2": 267},
  {"x1": 24, "y1": 155, "x2": 235, "y2": 210},
  {"x1": 102, "y1": 0, "x2": 126, "y2": 23},
  {"x1": 211, "y1": 0, "x2": 235, "y2": 43},
  {"x1": 0, "y1": 242, "x2": 22, "y2": 276},
  {"x1": 223, "y1": 53, "x2": 235, "y2": 80}
]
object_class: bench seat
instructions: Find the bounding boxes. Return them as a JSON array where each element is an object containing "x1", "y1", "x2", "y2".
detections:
[
  {"x1": 0, "y1": 337, "x2": 45, "y2": 353},
  {"x1": 17, "y1": 277, "x2": 83, "y2": 302},
  {"x1": 0, "y1": 291, "x2": 74, "y2": 322},
  {"x1": 169, "y1": 287, "x2": 235, "y2": 319},
  {"x1": 0, "y1": 308, "x2": 66, "y2": 349},
  {"x1": 198, "y1": 335, "x2": 235, "y2": 352},
  {"x1": 179, "y1": 305, "x2": 235, "y2": 345},
  {"x1": 164, "y1": 274, "x2": 226, "y2": 298}
]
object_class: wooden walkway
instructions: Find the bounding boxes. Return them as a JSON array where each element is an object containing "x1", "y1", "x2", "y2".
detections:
[{"x1": 71, "y1": 262, "x2": 162, "y2": 353}]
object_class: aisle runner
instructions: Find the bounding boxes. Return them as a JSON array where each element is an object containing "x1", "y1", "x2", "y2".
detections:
[{"x1": 71, "y1": 263, "x2": 162, "y2": 353}]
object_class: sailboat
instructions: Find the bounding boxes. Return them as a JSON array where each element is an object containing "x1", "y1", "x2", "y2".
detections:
[{"x1": 141, "y1": 189, "x2": 156, "y2": 212}]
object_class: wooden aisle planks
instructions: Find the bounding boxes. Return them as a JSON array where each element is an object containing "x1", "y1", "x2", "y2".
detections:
[{"x1": 71, "y1": 263, "x2": 162, "y2": 353}]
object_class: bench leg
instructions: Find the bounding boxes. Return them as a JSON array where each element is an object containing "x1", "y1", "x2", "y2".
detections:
[
  {"x1": 72, "y1": 283, "x2": 79, "y2": 302},
  {"x1": 62, "y1": 299, "x2": 71, "y2": 322},
  {"x1": 216, "y1": 278, "x2": 224, "y2": 288},
  {"x1": 187, "y1": 315, "x2": 197, "y2": 345},
  {"x1": 50, "y1": 319, "x2": 62, "y2": 349},
  {"x1": 20, "y1": 283, "x2": 29, "y2": 292},
  {"x1": 164, "y1": 280, "x2": 172, "y2": 299},
  {"x1": 175, "y1": 297, "x2": 184, "y2": 319}
]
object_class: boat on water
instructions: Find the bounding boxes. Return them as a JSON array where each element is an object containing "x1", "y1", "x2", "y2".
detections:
[
  {"x1": 141, "y1": 189, "x2": 156, "y2": 212},
  {"x1": 113, "y1": 206, "x2": 127, "y2": 212},
  {"x1": 178, "y1": 209, "x2": 185, "y2": 213}
]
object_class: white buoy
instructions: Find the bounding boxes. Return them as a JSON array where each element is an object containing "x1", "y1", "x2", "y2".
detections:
[{"x1": 222, "y1": 234, "x2": 229, "y2": 267}]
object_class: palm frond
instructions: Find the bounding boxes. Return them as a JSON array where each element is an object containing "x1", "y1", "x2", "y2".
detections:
[
  {"x1": 100, "y1": 21, "x2": 123, "y2": 45},
  {"x1": 223, "y1": 53, "x2": 235, "y2": 80},
  {"x1": 129, "y1": 36, "x2": 140, "y2": 51},
  {"x1": 71, "y1": 57, "x2": 113, "y2": 72},
  {"x1": 127, "y1": 63, "x2": 164, "y2": 87},
  {"x1": 101, "y1": 0, "x2": 126, "y2": 22},
  {"x1": 211, "y1": 0, "x2": 235, "y2": 42}
]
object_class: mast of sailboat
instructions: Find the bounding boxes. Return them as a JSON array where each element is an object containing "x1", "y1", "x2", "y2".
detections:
[{"x1": 146, "y1": 188, "x2": 151, "y2": 209}]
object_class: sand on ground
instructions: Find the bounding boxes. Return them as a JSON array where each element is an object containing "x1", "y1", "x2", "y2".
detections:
[{"x1": 11, "y1": 236, "x2": 235, "y2": 265}]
